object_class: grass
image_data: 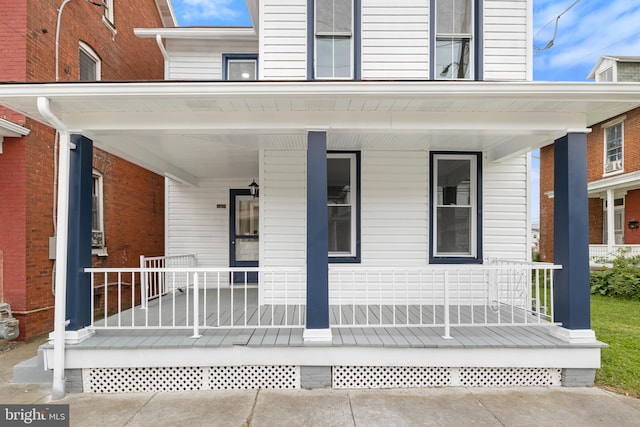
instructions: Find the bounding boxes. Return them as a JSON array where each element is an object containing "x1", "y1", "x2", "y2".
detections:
[{"x1": 591, "y1": 294, "x2": 640, "y2": 397}]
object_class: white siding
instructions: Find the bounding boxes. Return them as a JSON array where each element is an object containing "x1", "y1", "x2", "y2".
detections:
[
  {"x1": 166, "y1": 177, "x2": 253, "y2": 266},
  {"x1": 483, "y1": 155, "x2": 529, "y2": 260},
  {"x1": 166, "y1": 39, "x2": 258, "y2": 80},
  {"x1": 261, "y1": 150, "x2": 307, "y2": 267},
  {"x1": 483, "y1": 0, "x2": 529, "y2": 81},
  {"x1": 360, "y1": 151, "x2": 429, "y2": 265},
  {"x1": 260, "y1": 0, "x2": 307, "y2": 80},
  {"x1": 361, "y1": 0, "x2": 430, "y2": 80}
]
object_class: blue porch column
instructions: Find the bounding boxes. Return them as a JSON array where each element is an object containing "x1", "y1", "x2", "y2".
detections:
[
  {"x1": 305, "y1": 131, "x2": 331, "y2": 341},
  {"x1": 65, "y1": 134, "x2": 93, "y2": 331},
  {"x1": 553, "y1": 132, "x2": 591, "y2": 331}
]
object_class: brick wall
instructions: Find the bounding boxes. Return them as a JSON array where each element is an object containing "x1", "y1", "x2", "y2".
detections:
[
  {"x1": 1, "y1": 0, "x2": 166, "y2": 340},
  {"x1": 539, "y1": 107, "x2": 640, "y2": 263},
  {"x1": 539, "y1": 145, "x2": 554, "y2": 262}
]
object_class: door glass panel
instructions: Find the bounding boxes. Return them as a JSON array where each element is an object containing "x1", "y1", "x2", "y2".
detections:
[{"x1": 235, "y1": 196, "x2": 259, "y2": 261}]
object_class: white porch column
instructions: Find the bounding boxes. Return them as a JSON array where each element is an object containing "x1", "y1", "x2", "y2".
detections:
[{"x1": 606, "y1": 189, "x2": 615, "y2": 253}]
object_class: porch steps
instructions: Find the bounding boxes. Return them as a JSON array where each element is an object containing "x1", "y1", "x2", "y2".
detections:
[{"x1": 13, "y1": 348, "x2": 52, "y2": 384}]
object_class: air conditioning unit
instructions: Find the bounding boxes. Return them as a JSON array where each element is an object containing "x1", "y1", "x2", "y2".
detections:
[
  {"x1": 605, "y1": 160, "x2": 623, "y2": 173},
  {"x1": 91, "y1": 231, "x2": 105, "y2": 247}
]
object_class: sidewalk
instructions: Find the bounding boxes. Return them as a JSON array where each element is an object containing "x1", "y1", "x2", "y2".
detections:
[{"x1": 1, "y1": 339, "x2": 640, "y2": 427}]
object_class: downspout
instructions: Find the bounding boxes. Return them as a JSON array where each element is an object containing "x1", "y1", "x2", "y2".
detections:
[
  {"x1": 37, "y1": 96, "x2": 71, "y2": 400},
  {"x1": 155, "y1": 34, "x2": 169, "y2": 79}
]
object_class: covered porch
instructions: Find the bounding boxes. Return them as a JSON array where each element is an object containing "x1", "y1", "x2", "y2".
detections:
[{"x1": 2, "y1": 81, "x2": 640, "y2": 395}]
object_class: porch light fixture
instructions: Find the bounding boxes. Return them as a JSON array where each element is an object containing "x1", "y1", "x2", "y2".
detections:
[
  {"x1": 629, "y1": 220, "x2": 639, "y2": 230},
  {"x1": 248, "y1": 179, "x2": 259, "y2": 198}
]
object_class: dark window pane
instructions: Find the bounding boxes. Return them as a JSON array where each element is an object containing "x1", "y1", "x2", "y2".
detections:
[
  {"x1": 328, "y1": 157, "x2": 351, "y2": 204},
  {"x1": 79, "y1": 49, "x2": 97, "y2": 81},
  {"x1": 328, "y1": 206, "x2": 351, "y2": 252},
  {"x1": 437, "y1": 159, "x2": 471, "y2": 206},
  {"x1": 437, "y1": 206, "x2": 471, "y2": 253},
  {"x1": 436, "y1": 38, "x2": 470, "y2": 79}
]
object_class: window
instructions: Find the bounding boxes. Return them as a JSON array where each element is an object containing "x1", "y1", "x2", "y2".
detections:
[
  {"x1": 328, "y1": 152, "x2": 360, "y2": 261},
  {"x1": 598, "y1": 67, "x2": 614, "y2": 82},
  {"x1": 315, "y1": 0, "x2": 353, "y2": 79},
  {"x1": 604, "y1": 121, "x2": 623, "y2": 174},
  {"x1": 223, "y1": 54, "x2": 258, "y2": 80},
  {"x1": 430, "y1": 153, "x2": 482, "y2": 263},
  {"x1": 603, "y1": 198, "x2": 624, "y2": 245},
  {"x1": 91, "y1": 171, "x2": 106, "y2": 253},
  {"x1": 435, "y1": 0, "x2": 473, "y2": 79},
  {"x1": 79, "y1": 42, "x2": 100, "y2": 81},
  {"x1": 102, "y1": 0, "x2": 116, "y2": 33}
]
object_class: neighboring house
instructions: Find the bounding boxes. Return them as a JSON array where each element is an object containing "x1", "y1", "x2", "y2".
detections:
[
  {"x1": 0, "y1": 0, "x2": 169, "y2": 340},
  {"x1": 2, "y1": 0, "x2": 640, "y2": 397},
  {"x1": 540, "y1": 56, "x2": 640, "y2": 264}
]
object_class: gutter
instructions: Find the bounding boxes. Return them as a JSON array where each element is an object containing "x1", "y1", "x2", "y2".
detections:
[{"x1": 37, "y1": 96, "x2": 71, "y2": 401}]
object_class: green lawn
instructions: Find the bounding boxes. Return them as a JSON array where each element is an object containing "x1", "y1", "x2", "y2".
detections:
[{"x1": 591, "y1": 294, "x2": 640, "y2": 397}]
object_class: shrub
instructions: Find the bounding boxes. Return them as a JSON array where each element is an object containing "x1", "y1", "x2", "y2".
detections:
[{"x1": 590, "y1": 249, "x2": 640, "y2": 299}]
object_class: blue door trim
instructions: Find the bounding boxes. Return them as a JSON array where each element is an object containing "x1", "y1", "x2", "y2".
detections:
[{"x1": 229, "y1": 189, "x2": 258, "y2": 283}]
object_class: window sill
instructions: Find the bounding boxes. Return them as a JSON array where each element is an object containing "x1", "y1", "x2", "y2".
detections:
[
  {"x1": 602, "y1": 169, "x2": 624, "y2": 178},
  {"x1": 92, "y1": 247, "x2": 108, "y2": 257},
  {"x1": 429, "y1": 257, "x2": 483, "y2": 265}
]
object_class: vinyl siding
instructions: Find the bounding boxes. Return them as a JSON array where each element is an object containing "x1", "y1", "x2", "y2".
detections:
[
  {"x1": 166, "y1": 39, "x2": 258, "y2": 80},
  {"x1": 166, "y1": 177, "x2": 254, "y2": 267},
  {"x1": 361, "y1": 0, "x2": 430, "y2": 80},
  {"x1": 483, "y1": 154, "x2": 529, "y2": 260},
  {"x1": 483, "y1": 0, "x2": 529, "y2": 81},
  {"x1": 260, "y1": 0, "x2": 307, "y2": 80}
]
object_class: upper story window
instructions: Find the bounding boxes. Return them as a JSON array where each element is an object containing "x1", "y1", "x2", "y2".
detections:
[
  {"x1": 315, "y1": 0, "x2": 353, "y2": 79},
  {"x1": 430, "y1": 152, "x2": 482, "y2": 263},
  {"x1": 79, "y1": 42, "x2": 100, "y2": 81},
  {"x1": 328, "y1": 152, "x2": 360, "y2": 262},
  {"x1": 223, "y1": 54, "x2": 258, "y2": 80},
  {"x1": 604, "y1": 120, "x2": 624, "y2": 175},
  {"x1": 435, "y1": 0, "x2": 473, "y2": 79},
  {"x1": 598, "y1": 67, "x2": 614, "y2": 82},
  {"x1": 102, "y1": 0, "x2": 116, "y2": 34}
]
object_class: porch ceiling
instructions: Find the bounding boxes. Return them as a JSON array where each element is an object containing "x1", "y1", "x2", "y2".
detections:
[{"x1": 1, "y1": 80, "x2": 640, "y2": 184}]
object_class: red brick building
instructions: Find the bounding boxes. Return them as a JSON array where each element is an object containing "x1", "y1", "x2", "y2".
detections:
[
  {"x1": 540, "y1": 57, "x2": 640, "y2": 262},
  {"x1": 0, "y1": 0, "x2": 172, "y2": 339}
]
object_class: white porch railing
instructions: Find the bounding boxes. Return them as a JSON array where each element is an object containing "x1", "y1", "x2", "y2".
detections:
[
  {"x1": 329, "y1": 261, "x2": 560, "y2": 337},
  {"x1": 140, "y1": 254, "x2": 197, "y2": 308},
  {"x1": 589, "y1": 245, "x2": 640, "y2": 262},
  {"x1": 86, "y1": 261, "x2": 560, "y2": 339},
  {"x1": 87, "y1": 267, "x2": 306, "y2": 336}
]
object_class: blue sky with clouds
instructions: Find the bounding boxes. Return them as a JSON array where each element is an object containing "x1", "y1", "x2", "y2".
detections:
[{"x1": 169, "y1": 0, "x2": 640, "y2": 224}]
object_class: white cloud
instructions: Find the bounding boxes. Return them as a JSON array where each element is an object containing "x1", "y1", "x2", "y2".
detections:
[{"x1": 178, "y1": 0, "x2": 243, "y2": 24}]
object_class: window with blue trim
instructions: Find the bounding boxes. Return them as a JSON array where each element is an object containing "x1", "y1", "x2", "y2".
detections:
[
  {"x1": 315, "y1": 0, "x2": 353, "y2": 78},
  {"x1": 430, "y1": 152, "x2": 482, "y2": 263},
  {"x1": 434, "y1": 0, "x2": 476, "y2": 80},
  {"x1": 223, "y1": 54, "x2": 258, "y2": 81},
  {"x1": 328, "y1": 152, "x2": 360, "y2": 262}
]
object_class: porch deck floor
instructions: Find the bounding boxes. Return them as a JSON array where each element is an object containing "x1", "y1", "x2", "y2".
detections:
[{"x1": 83, "y1": 289, "x2": 601, "y2": 350}]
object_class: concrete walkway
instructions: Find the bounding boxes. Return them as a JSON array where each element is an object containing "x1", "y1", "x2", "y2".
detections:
[{"x1": 2, "y1": 339, "x2": 640, "y2": 427}]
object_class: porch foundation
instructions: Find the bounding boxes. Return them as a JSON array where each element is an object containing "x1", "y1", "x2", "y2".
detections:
[
  {"x1": 300, "y1": 366, "x2": 332, "y2": 389},
  {"x1": 561, "y1": 369, "x2": 596, "y2": 387}
]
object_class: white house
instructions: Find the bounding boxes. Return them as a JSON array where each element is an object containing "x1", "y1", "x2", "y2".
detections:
[{"x1": 2, "y1": 0, "x2": 640, "y2": 397}]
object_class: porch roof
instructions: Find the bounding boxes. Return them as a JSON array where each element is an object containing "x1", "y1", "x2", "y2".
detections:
[{"x1": 1, "y1": 80, "x2": 639, "y2": 185}]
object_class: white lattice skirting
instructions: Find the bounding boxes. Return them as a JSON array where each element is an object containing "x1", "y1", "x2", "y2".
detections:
[{"x1": 83, "y1": 366, "x2": 562, "y2": 393}]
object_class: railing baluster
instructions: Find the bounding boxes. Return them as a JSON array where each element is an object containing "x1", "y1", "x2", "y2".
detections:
[
  {"x1": 443, "y1": 271, "x2": 452, "y2": 339},
  {"x1": 191, "y1": 272, "x2": 201, "y2": 338}
]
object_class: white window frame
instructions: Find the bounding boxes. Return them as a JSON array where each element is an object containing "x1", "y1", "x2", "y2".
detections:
[
  {"x1": 328, "y1": 152, "x2": 357, "y2": 258},
  {"x1": 602, "y1": 117, "x2": 624, "y2": 176},
  {"x1": 92, "y1": 170, "x2": 107, "y2": 255},
  {"x1": 101, "y1": 0, "x2": 117, "y2": 35},
  {"x1": 603, "y1": 198, "x2": 625, "y2": 245},
  {"x1": 435, "y1": 0, "x2": 474, "y2": 80},
  {"x1": 224, "y1": 56, "x2": 258, "y2": 81},
  {"x1": 314, "y1": 0, "x2": 354, "y2": 79},
  {"x1": 432, "y1": 153, "x2": 478, "y2": 259},
  {"x1": 79, "y1": 42, "x2": 101, "y2": 81},
  {"x1": 598, "y1": 66, "x2": 615, "y2": 82}
]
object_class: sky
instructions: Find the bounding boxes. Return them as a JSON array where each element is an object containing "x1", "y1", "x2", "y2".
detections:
[{"x1": 169, "y1": 0, "x2": 640, "y2": 224}]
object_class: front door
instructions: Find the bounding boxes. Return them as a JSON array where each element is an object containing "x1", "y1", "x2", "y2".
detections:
[{"x1": 230, "y1": 189, "x2": 259, "y2": 283}]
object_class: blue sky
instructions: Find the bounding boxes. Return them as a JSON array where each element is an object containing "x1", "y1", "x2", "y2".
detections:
[{"x1": 170, "y1": 0, "x2": 640, "y2": 224}]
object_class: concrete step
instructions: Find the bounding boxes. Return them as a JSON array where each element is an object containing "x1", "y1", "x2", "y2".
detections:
[{"x1": 13, "y1": 348, "x2": 52, "y2": 384}]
